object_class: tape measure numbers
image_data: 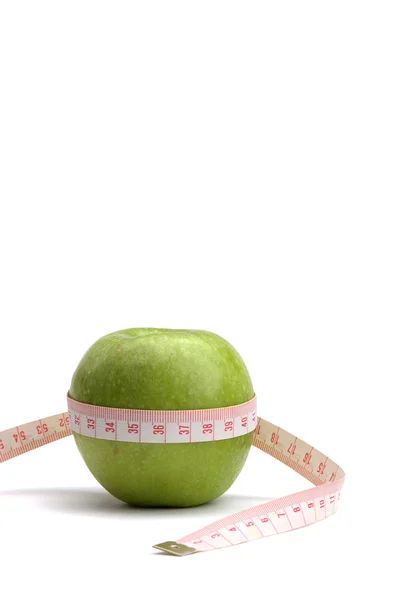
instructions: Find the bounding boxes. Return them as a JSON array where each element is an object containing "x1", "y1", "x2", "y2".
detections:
[
  {"x1": 68, "y1": 395, "x2": 258, "y2": 442},
  {"x1": 0, "y1": 396, "x2": 345, "y2": 556}
]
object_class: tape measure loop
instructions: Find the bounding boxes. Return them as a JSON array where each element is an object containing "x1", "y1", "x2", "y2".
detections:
[{"x1": 0, "y1": 399, "x2": 345, "y2": 555}]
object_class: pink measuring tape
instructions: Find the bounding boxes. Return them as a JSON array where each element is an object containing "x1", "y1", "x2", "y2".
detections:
[{"x1": 0, "y1": 395, "x2": 345, "y2": 556}]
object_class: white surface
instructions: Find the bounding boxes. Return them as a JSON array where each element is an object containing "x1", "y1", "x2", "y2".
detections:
[{"x1": 0, "y1": 1, "x2": 398, "y2": 598}]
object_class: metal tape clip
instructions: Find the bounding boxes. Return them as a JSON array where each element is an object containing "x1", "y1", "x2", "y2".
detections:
[{"x1": 153, "y1": 541, "x2": 197, "y2": 556}]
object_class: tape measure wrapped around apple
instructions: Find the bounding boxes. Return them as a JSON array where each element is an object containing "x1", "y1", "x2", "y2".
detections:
[{"x1": 0, "y1": 328, "x2": 345, "y2": 556}]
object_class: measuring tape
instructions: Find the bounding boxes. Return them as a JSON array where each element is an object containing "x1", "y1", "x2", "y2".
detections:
[{"x1": 0, "y1": 395, "x2": 345, "y2": 556}]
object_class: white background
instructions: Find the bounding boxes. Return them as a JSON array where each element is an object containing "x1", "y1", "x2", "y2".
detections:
[{"x1": 0, "y1": 1, "x2": 398, "y2": 598}]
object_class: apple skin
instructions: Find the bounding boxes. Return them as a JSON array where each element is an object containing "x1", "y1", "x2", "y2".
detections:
[{"x1": 69, "y1": 328, "x2": 254, "y2": 507}]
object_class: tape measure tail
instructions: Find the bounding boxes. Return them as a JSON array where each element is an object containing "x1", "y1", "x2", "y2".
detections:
[
  {"x1": 155, "y1": 416, "x2": 345, "y2": 555},
  {"x1": 0, "y1": 412, "x2": 72, "y2": 463}
]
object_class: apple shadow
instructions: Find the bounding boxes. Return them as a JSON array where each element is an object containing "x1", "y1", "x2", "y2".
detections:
[{"x1": 0, "y1": 486, "x2": 276, "y2": 522}]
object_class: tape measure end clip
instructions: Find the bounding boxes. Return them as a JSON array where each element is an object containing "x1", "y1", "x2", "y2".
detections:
[{"x1": 153, "y1": 541, "x2": 197, "y2": 557}]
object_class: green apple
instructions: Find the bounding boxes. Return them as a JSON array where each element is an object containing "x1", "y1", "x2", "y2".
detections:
[{"x1": 69, "y1": 328, "x2": 254, "y2": 507}]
